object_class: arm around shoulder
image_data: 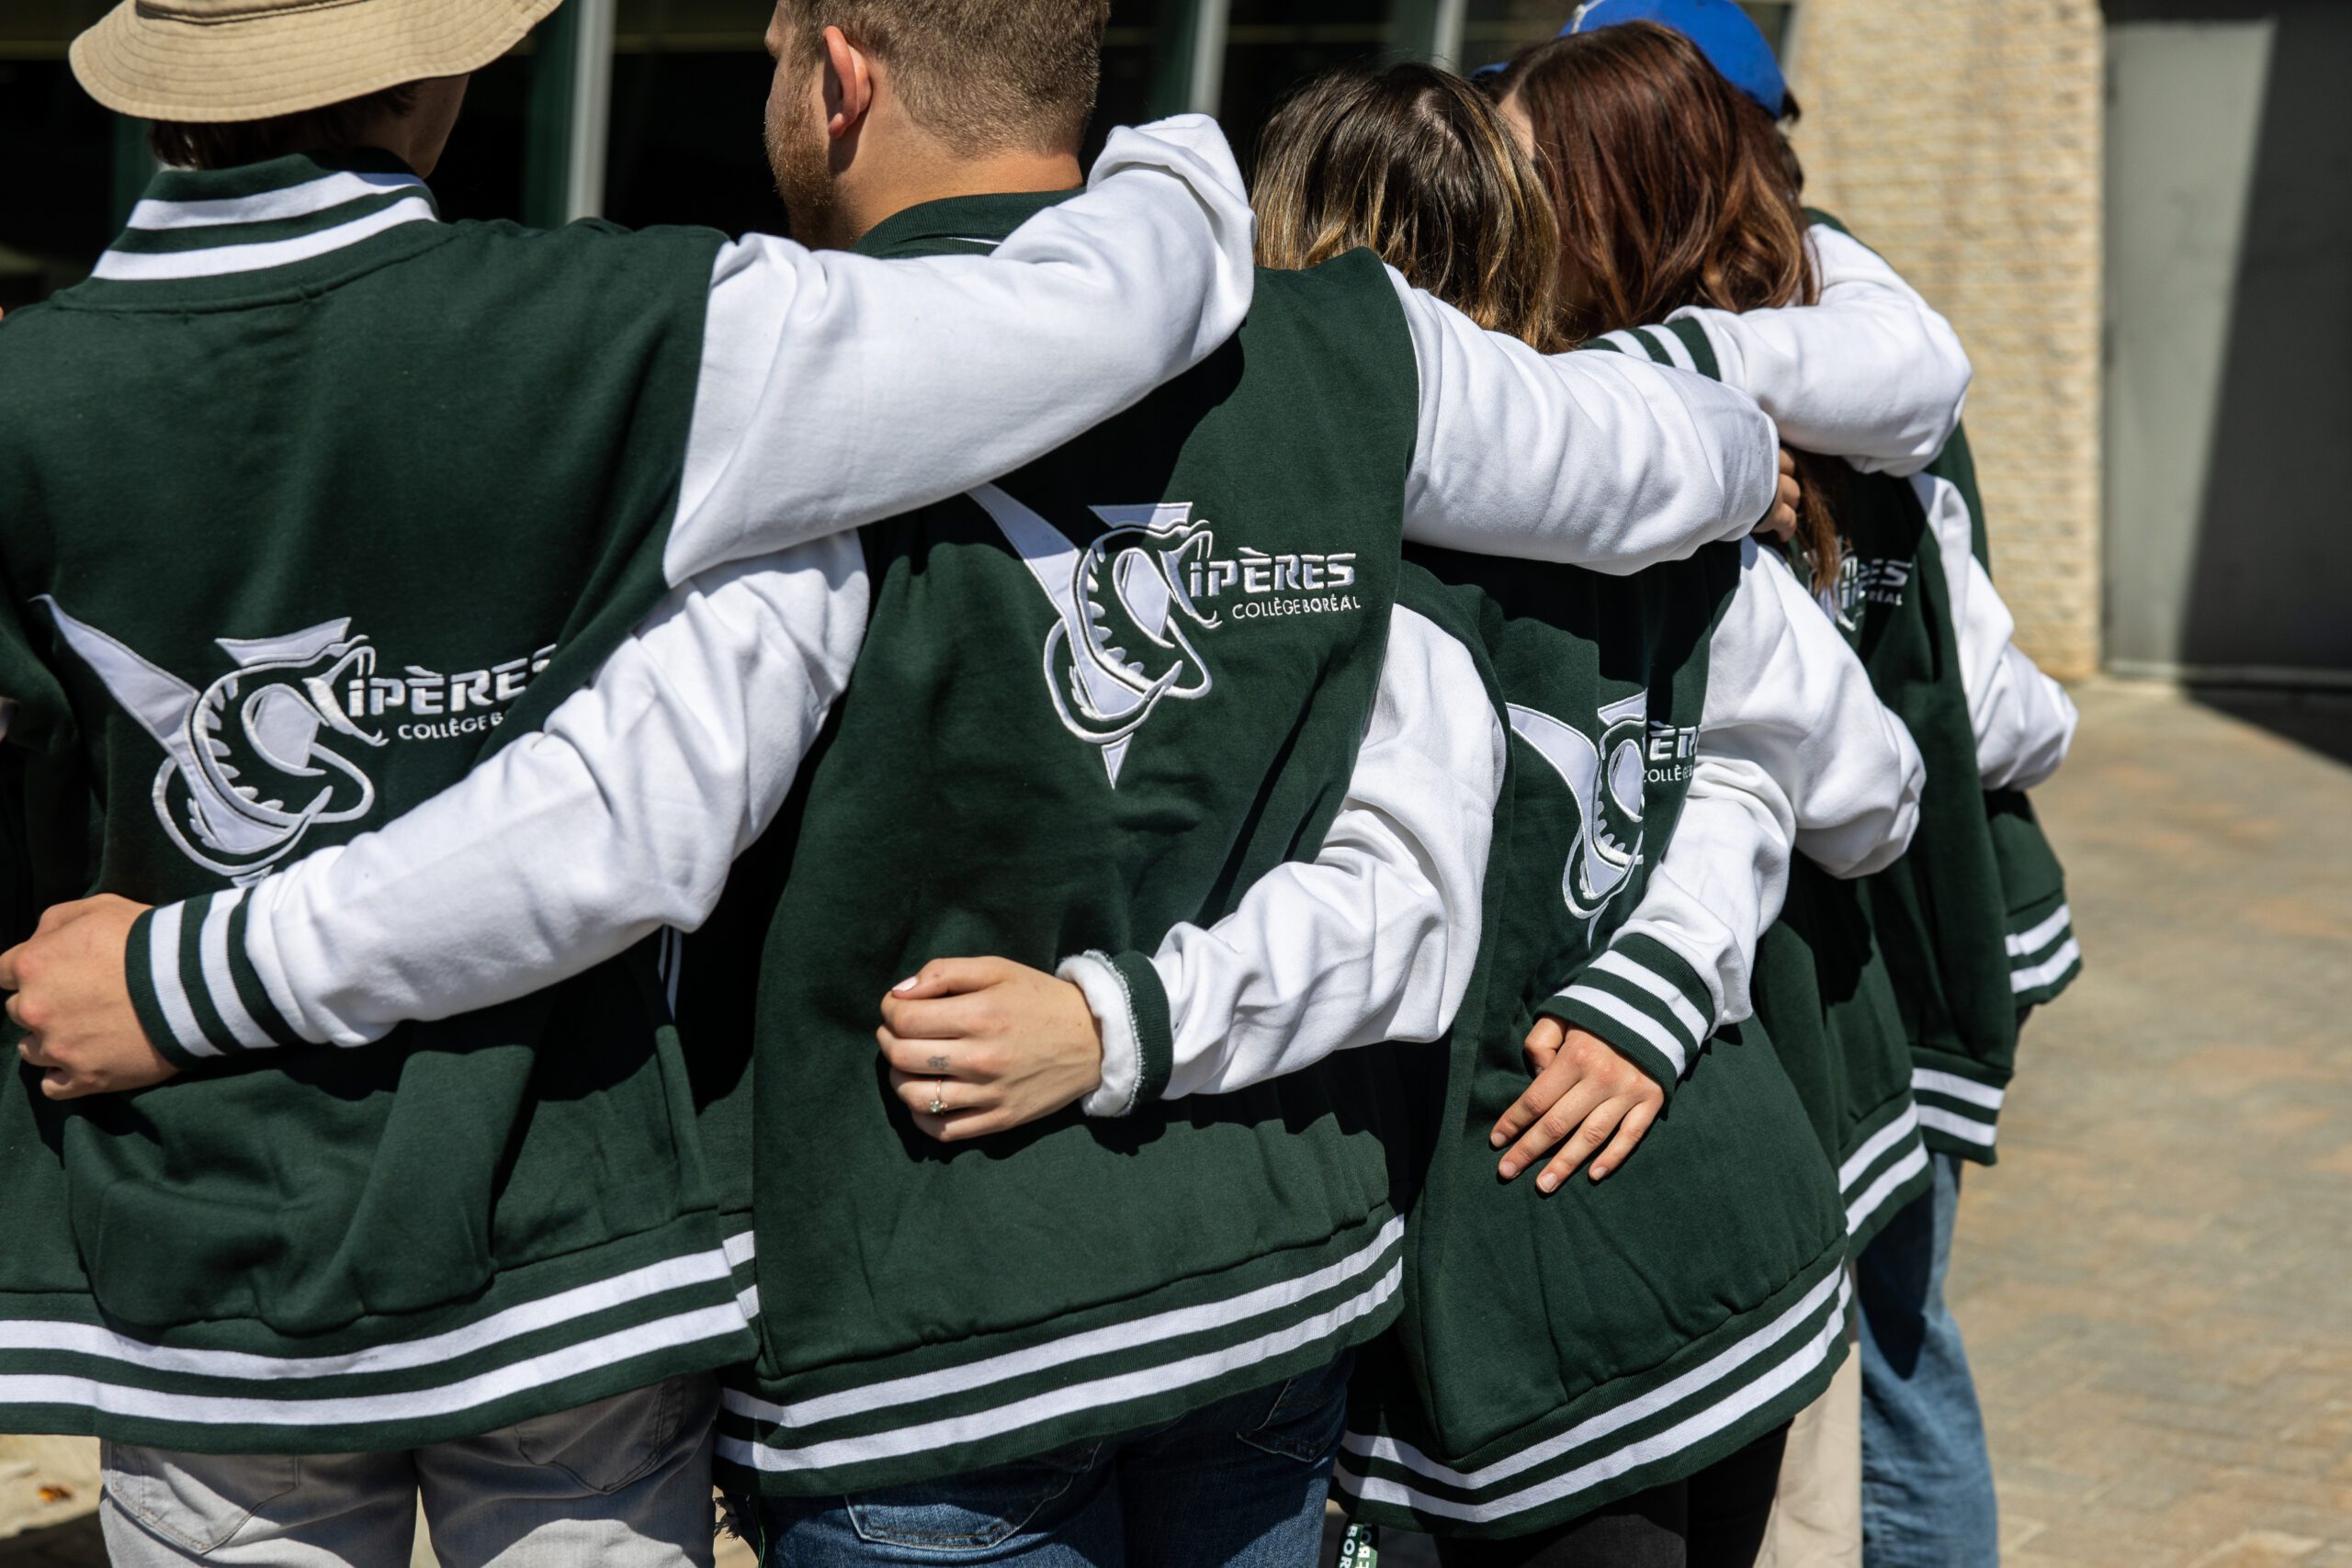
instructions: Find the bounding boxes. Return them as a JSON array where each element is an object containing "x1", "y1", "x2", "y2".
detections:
[
  {"x1": 1389, "y1": 271, "x2": 1780, "y2": 574},
  {"x1": 1067, "y1": 601, "x2": 1505, "y2": 1112},
  {"x1": 663, "y1": 117, "x2": 1255, "y2": 583},
  {"x1": 126, "y1": 536, "x2": 869, "y2": 1062},
  {"x1": 1658, "y1": 225, "x2": 1972, "y2": 475}
]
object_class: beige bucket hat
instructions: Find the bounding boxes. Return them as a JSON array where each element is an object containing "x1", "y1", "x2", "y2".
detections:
[{"x1": 72, "y1": 0, "x2": 568, "y2": 123}]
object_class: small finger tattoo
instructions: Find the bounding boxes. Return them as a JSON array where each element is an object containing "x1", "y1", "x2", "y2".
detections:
[{"x1": 929, "y1": 1055, "x2": 950, "y2": 1071}]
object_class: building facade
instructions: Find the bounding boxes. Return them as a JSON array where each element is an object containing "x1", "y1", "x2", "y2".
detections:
[{"x1": 1787, "y1": 1, "x2": 2106, "y2": 681}]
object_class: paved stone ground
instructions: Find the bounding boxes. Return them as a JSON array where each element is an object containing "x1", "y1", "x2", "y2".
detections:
[
  {"x1": 7, "y1": 680, "x2": 2346, "y2": 1567},
  {"x1": 1958, "y1": 682, "x2": 2352, "y2": 1568}
]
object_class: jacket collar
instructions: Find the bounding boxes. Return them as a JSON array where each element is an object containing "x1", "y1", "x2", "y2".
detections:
[
  {"x1": 852, "y1": 188, "x2": 1080, "y2": 260},
  {"x1": 92, "y1": 150, "x2": 439, "y2": 286}
]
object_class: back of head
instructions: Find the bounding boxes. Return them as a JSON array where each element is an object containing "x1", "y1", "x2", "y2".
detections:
[
  {"x1": 71, "y1": 0, "x2": 553, "y2": 174},
  {"x1": 145, "y1": 85, "x2": 422, "y2": 172},
  {"x1": 774, "y1": 0, "x2": 1107, "y2": 156},
  {"x1": 1254, "y1": 62, "x2": 1562, "y2": 351},
  {"x1": 1496, "y1": 20, "x2": 1812, "y2": 344},
  {"x1": 1498, "y1": 22, "x2": 1842, "y2": 585}
]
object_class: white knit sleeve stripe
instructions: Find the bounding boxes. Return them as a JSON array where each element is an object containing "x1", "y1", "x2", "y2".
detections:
[
  {"x1": 1544, "y1": 931, "x2": 1722, "y2": 1093},
  {"x1": 123, "y1": 887, "x2": 317, "y2": 1068}
]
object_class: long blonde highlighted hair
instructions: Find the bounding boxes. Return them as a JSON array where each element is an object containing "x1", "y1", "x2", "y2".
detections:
[{"x1": 1253, "y1": 62, "x2": 1565, "y2": 352}]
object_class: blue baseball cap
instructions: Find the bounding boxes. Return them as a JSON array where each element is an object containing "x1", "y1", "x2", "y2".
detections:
[{"x1": 1563, "y1": 0, "x2": 1791, "y2": 118}]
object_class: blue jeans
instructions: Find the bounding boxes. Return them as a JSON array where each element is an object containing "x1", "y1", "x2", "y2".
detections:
[
  {"x1": 736, "y1": 1353, "x2": 1351, "y2": 1568},
  {"x1": 1856, "y1": 1151, "x2": 1998, "y2": 1568}
]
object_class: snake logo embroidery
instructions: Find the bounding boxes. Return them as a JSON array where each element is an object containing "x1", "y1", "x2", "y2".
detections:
[
  {"x1": 43, "y1": 598, "x2": 385, "y2": 881},
  {"x1": 969, "y1": 485, "x2": 1223, "y2": 787},
  {"x1": 1508, "y1": 693, "x2": 1654, "y2": 921},
  {"x1": 42, "y1": 597, "x2": 555, "y2": 882}
]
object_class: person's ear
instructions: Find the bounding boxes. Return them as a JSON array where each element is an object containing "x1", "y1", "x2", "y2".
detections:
[{"x1": 821, "y1": 25, "x2": 874, "y2": 141}]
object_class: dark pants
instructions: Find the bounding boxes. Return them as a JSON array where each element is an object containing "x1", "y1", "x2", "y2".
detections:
[
  {"x1": 737, "y1": 1354, "x2": 1353, "y2": 1568},
  {"x1": 1430, "y1": 1423, "x2": 1792, "y2": 1568}
]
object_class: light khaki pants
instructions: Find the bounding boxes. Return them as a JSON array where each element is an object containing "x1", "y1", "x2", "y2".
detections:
[
  {"x1": 98, "y1": 1375, "x2": 718, "y2": 1568},
  {"x1": 1756, "y1": 1350, "x2": 1863, "y2": 1568}
]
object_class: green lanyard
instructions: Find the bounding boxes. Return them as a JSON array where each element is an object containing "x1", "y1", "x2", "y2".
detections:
[{"x1": 1340, "y1": 1520, "x2": 1382, "y2": 1568}]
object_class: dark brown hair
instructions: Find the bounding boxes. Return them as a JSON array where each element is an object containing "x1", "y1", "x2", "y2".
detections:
[
  {"x1": 1253, "y1": 63, "x2": 1563, "y2": 351},
  {"x1": 148, "y1": 84, "x2": 423, "y2": 172},
  {"x1": 778, "y1": 0, "x2": 1107, "y2": 157},
  {"x1": 1495, "y1": 21, "x2": 1840, "y2": 582}
]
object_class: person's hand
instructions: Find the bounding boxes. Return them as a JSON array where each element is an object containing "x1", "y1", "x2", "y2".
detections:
[
  {"x1": 0, "y1": 895, "x2": 174, "y2": 1100},
  {"x1": 1489, "y1": 1018, "x2": 1664, "y2": 1190},
  {"x1": 1753, "y1": 447, "x2": 1801, "y2": 543},
  {"x1": 876, "y1": 957, "x2": 1105, "y2": 1143}
]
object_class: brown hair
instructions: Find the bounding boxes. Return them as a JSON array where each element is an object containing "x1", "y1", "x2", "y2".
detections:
[
  {"x1": 148, "y1": 84, "x2": 423, "y2": 172},
  {"x1": 1495, "y1": 21, "x2": 1840, "y2": 582},
  {"x1": 1253, "y1": 63, "x2": 1563, "y2": 351},
  {"x1": 777, "y1": 0, "x2": 1106, "y2": 157}
]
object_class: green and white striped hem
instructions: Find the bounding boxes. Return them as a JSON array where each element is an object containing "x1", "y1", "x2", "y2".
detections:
[
  {"x1": 716, "y1": 1212, "x2": 1405, "y2": 1496},
  {"x1": 1541, "y1": 935, "x2": 1717, "y2": 1098},
  {"x1": 1839, "y1": 1098, "x2": 1932, "y2": 1251},
  {"x1": 2007, "y1": 899, "x2": 2082, "y2": 1006},
  {"x1": 0, "y1": 1223, "x2": 758, "y2": 1453},
  {"x1": 1588, "y1": 320, "x2": 1724, "y2": 381},
  {"x1": 1334, "y1": 1250, "x2": 1848, "y2": 1538},
  {"x1": 1912, "y1": 1063, "x2": 2007, "y2": 1158},
  {"x1": 127, "y1": 890, "x2": 310, "y2": 1069}
]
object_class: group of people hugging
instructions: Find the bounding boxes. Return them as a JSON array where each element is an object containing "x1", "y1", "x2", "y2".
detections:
[{"x1": 0, "y1": 1, "x2": 2075, "y2": 1565}]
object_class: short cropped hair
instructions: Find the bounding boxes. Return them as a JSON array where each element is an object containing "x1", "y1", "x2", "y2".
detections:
[
  {"x1": 149, "y1": 84, "x2": 424, "y2": 171},
  {"x1": 778, "y1": 0, "x2": 1107, "y2": 156}
]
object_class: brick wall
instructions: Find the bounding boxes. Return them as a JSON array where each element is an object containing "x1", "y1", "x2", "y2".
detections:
[{"x1": 1788, "y1": 2, "x2": 2105, "y2": 679}]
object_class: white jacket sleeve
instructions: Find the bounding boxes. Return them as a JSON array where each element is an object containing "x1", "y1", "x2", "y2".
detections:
[
  {"x1": 1059, "y1": 604, "x2": 1504, "y2": 1114},
  {"x1": 1596, "y1": 225, "x2": 1971, "y2": 477},
  {"x1": 1387, "y1": 269, "x2": 1781, "y2": 573},
  {"x1": 1912, "y1": 469, "x2": 2077, "y2": 791},
  {"x1": 1540, "y1": 541, "x2": 1924, "y2": 1095},
  {"x1": 126, "y1": 538, "x2": 869, "y2": 1061},
  {"x1": 663, "y1": 116, "x2": 1255, "y2": 583},
  {"x1": 1718, "y1": 542, "x2": 1925, "y2": 879}
]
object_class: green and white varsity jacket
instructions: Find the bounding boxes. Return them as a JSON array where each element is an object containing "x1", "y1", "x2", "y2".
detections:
[
  {"x1": 1586, "y1": 256, "x2": 1937, "y2": 1228},
  {"x1": 102, "y1": 189, "x2": 1782, "y2": 1485},
  {"x1": 706, "y1": 195, "x2": 1781, "y2": 1498},
  {"x1": 0, "y1": 118, "x2": 1268, "y2": 1452},
  {"x1": 1595, "y1": 219, "x2": 2075, "y2": 1172},
  {"x1": 1336, "y1": 534, "x2": 1919, "y2": 1540},
  {"x1": 1919, "y1": 426, "x2": 2083, "y2": 1011},
  {"x1": 1745, "y1": 466, "x2": 1958, "y2": 1246}
]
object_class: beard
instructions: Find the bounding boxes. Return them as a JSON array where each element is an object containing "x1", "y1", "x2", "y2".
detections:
[{"x1": 765, "y1": 100, "x2": 837, "y2": 247}]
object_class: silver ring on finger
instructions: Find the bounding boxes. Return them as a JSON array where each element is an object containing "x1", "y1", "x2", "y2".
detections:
[{"x1": 928, "y1": 1081, "x2": 945, "y2": 1117}]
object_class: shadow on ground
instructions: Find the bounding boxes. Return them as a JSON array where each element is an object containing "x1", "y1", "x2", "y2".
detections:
[
  {"x1": 0, "y1": 1516, "x2": 101, "y2": 1568},
  {"x1": 2191, "y1": 685, "x2": 2352, "y2": 770}
]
